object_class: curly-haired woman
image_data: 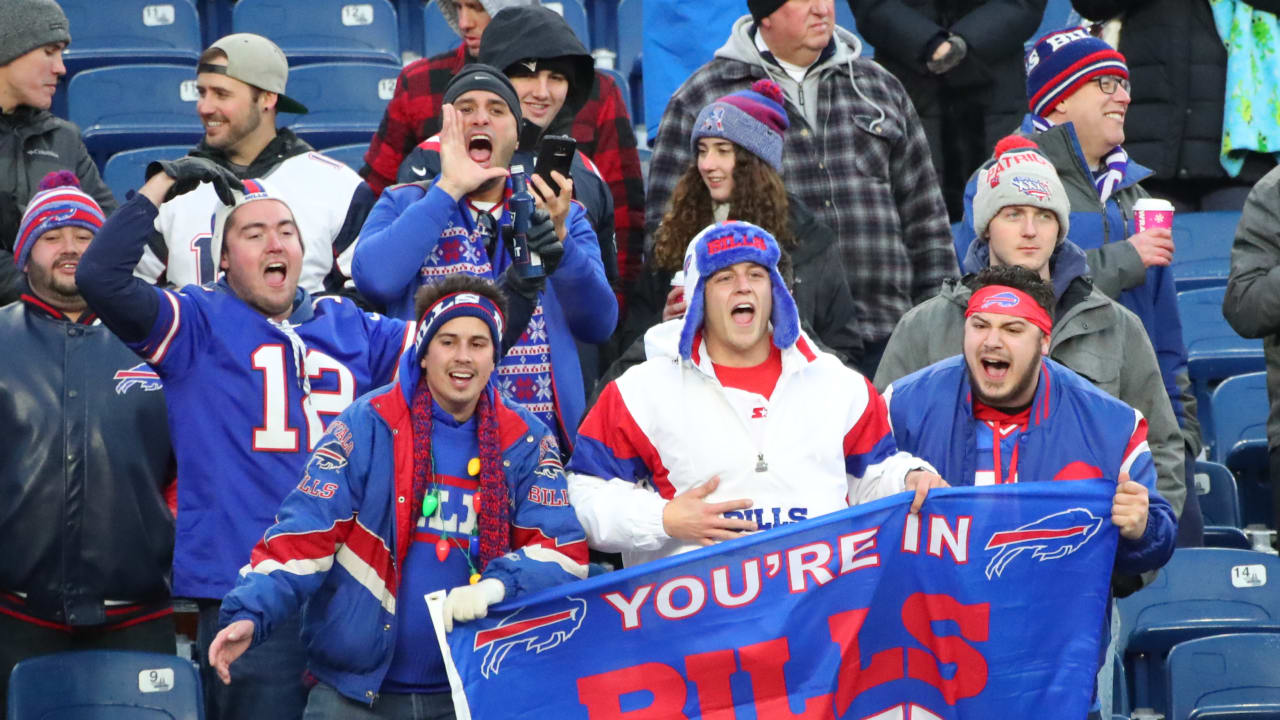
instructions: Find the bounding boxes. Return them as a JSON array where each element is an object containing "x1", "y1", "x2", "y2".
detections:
[{"x1": 622, "y1": 79, "x2": 862, "y2": 367}]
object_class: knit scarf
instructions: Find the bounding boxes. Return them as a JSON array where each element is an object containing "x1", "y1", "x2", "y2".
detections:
[
  {"x1": 409, "y1": 382, "x2": 510, "y2": 569},
  {"x1": 1031, "y1": 115, "x2": 1128, "y2": 204}
]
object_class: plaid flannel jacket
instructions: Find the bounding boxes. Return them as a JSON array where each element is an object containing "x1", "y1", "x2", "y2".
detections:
[
  {"x1": 646, "y1": 37, "x2": 956, "y2": 342},
  {"x1": 361, "y1": 46, "x2": 645, "y2": 295}
]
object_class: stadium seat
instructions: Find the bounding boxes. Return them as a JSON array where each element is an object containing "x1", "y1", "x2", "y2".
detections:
[
  {"x1": 232, "y1": 0, "x2": 400, "y2": 66},
  {"x1": 616, "y1": 0, "x2": 642, "y2": 88},
  {"x1": 103, "y1": 145, "x2": 193, "y2": 206},
  {"x1": 6, "y1": 650, "x2": 203, "y2": 720},
  {"x1": 1210, "y1": 372, "x2": 1271, "y2": 527},
  {"x1": 1179, "y1": 286, "x2": 1264, "y2": 451},
  {"x1": 1026, "y1": 0, "x2": 1083, "y2": 49},
  {"x1": 318, "y1": 143, "x2": 369, "y2": 172},
  {"x1": 1167, "y1": 633, "x2": 1280, "y2": 719},
  {"x1": 1117, "y1": 547, "x2": 1280, "y2": 716},
  {"x1": 423, "y1": 0, "x2": 461, "y2": 58},
  {"x1": 60, "y1": 0, "x2": 202, "y2": 77},
  {"x1": 69, "y1": 64, "x2": 206, "y2": 168},
  {"x1": 1194, "y1": 460, "x2": 1253, "y2": 549},
  {"x1": 596, "y1": 67, "x2": 631, "y2": 119},
  {"x1": 541, "y1": 0, "x2": 591, "y2": 48},
  {"x1": 1171, "y1": 210, "x2": 1241, "y2": 291},
  {"x1": 283, "y1": 62, "x2": 401, "y2": 148}
]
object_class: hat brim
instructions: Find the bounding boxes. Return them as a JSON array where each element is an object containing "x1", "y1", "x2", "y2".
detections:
[{"x1": 276, "y1": 94, "x2": 309, "y2": 115}]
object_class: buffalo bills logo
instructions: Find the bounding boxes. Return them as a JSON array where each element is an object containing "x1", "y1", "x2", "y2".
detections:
[
  {"x1": 977, "y1": 291, "x2": 1021, "y2": 311},
  {"x1": 472, "y1": 597, "x2": 587, "y2": 678},
  {"x1": 984, "y1": 508, "x2": 1103, "y2": 579},
  {"x1": 1011, "y1": 176, "x2": 1051, "y2": 201},
  {"x1": 702, "y1": 106, "x2": 726, "y2": 133},
  {"x1": 113, "y1": 364, "x2": 162, "y2": 394},
  {"x1": 310, "y1": 441, "x2": 348, "y2": 471}
]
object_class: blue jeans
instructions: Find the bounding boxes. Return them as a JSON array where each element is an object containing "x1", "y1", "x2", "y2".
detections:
[
  {"x1": 303, "y1": 682, "x2": 456, "y2": 720},
  {"x1": 196, "y1": 600, "x2": 309, "y2": 720}
]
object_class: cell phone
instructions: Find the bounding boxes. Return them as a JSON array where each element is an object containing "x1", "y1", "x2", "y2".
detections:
[{"x1": 533, "y1": 134, "x2": 576, "y2": 199}]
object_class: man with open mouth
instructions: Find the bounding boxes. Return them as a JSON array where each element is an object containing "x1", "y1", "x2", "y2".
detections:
[
  {"x1": 882, "y1": 264, "x2": 1177, "y2": 717},
  {"x1": 566, "y1": 220, "x2": 943, "y2": 568},
  {"x1": 76, "y1": 160, "x2": 419, "y2": 720},
  {"x1": 354, "y1": 64, "x2": 616, "y2": 455}
]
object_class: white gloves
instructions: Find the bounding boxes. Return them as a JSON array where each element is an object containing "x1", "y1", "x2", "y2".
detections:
[{"x1": 442, "y1": 578, "x2": 506, "y2": 632}]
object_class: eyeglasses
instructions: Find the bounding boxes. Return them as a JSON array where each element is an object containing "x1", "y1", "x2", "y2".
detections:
[{"x1": 1095, "y1": 76, "x2": 1131, "y2": 95}]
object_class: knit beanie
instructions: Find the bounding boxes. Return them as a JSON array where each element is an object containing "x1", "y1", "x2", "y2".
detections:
[
  {"x1": 444, "y1": 63, "x2": 523, "y2": 127},
  {"x1": 678, "y1": 221, "x2": 799, "y2": 360},
  {"x1": 972, "y1": 136, "x2": 1071, "y2": 243},
  {"x1": 748, "y1": 0, "x2": 787, "y2": 22},
  {"x1": 439, "y1": 0, "x2": 535, "y2": 43},
  {"x1": 0, "y1": 0, "x2": 70, "y2": 66},
  {"x1": 211, "y1": 178, "x2": 294, "y2": 246},
  {"x1": 414, "y1": 290, "x2": 506, "y2": 364},
  {"x1": 1025, "y1": 26, "x2": 1128, "y2": 118},
  {"x1": 690, "y1": 79, "x2": 790, "y2": 173},
  {"x1": 15, "y1": 172, "x2": 104, "y2": 271}
]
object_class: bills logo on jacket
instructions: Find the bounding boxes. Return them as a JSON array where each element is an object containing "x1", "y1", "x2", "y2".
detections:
[{"x1": 113, "y1": 363, "x2": 162, "y2": 394}]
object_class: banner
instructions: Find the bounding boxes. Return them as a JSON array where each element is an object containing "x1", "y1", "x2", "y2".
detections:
[{"x1": 433, "y1": 482, "x2": 1118, "y2": 719}]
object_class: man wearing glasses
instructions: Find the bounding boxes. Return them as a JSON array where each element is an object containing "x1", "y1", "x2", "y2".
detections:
[{"x1": 955, "y1": 26, "x2": 1203, "y2": 548}]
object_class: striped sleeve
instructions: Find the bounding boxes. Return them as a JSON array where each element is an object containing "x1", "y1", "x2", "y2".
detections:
[
  {"x1": 128, "y1": 287, "x2": 210, "y2": 378},
  {"x1": 844, "y1": 376, "x2": 899, "y2": 479},
  {"x1": 566, "y1": 381, "x2": 670, "y2": 494},
  {"x1": 1115, "y1": 408, "x2": 1177, "y2": 575}
]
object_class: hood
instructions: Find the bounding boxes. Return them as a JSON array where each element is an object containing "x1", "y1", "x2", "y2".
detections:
[
  {"x1": 440, "y1": 0, "x2": 535, "y2": 39},
  {"x1": 0, "y1": 106, "x2": 60, "y2": 135},
  {"x1": 191, "y1": 128, "x2": 314, "y2": 179},
  {"x1": 961, "y1": 236, "x2": 1091, "y2": 303},
  {"x1": 479, "y1": 6, "x2": 595, "y2": 122},
  {"x1": 714, "y1": 15, "x2": 863, "y2": 72},
  {"x1": 643, "y1": 316, "x2": 684, "y2": 363}
]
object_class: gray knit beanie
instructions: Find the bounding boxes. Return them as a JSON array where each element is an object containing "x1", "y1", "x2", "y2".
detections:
[
  {"x1": 440, "y1": 0, "x2": 537, "y2": 43},
  {"x1": 0, "y1": 0, "x2": 71, "y2": 66},
  {"x1": 972, "y1": 135, "x2": 1070, "y2": 243}
]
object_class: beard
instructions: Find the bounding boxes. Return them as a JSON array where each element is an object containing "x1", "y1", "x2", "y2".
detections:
[
  {"x1": 968, "y1": 355, "x2": 1041, "y2": 409},
  {"x1": 207, "y1": 103, "x2": 264, "y2": 151},
  {"x1": 26, "y1": 252, "x2": 87, "y2": 314}
]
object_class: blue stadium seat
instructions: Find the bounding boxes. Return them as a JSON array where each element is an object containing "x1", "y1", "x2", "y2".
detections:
[
  {"x1": 318, "y1": 143, "x2": 369, "y2": 172},
  {"x1": 1179, "y1": 286, "x2": 1265, "y2": 451},
  {"x1": 423, "y1": 0, "x2": 461, "y2": 58},
  {"x1": 1118, "y1": 547, "x2": 1280, "y2": 716},
  {"x1": 596, "y1": 67, "x2": 631, "y2": 119},
  {"x1": 1194, "y1": 460, "x2": 1253, "y2": 549},
  {"x1": 1167, "y1": 633, "x2": 1280, "y2": 719},
  {"x1": 617, "y1": 0, "x2": 644, "y2": 127},
  {"x1": 834, "y1": 0, "x2": 875, "y2": 57},
  {"x1": 284, "y1": 62, "x2": 401, "y2": 148},
  {"x1": 1171, "y1": 210, "x2": 1240, "y2": 291},
  {"x1": 1210, "y1": 372, "x2": 1271, "y2": 527},
  {"x1": 60, "y1": 0, "x2": 202, "y2": 77},
  {"x1": 69, "y1": 64, "x2": 206, "y2": 168},
  {"x1": 103, "y1": 145, "x2": 193, "y2": 206},
  {"x1": 1026, "y1": 0, "x2": 1083, "y2": 49},
  {"x1": 586, "y1": 0, "x2": 618, "y2": 53},
  {"x1": 541, "y1": 0, "x2": 592, "y2": 49},
  {"x1": 6, "y1": 650, "x2": 203, "y2": 719},
  {"x1": 232, "y1": 0, "x2": 400, "y2": 66}
]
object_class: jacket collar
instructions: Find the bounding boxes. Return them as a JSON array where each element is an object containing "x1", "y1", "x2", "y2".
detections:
[
  {"x1": 19, "y1": 291, "x2": 97, "y2": 325},
  {"x1": 190, "y1": 128, "x2": 314, "y2": 178},
  {"x1": 686, "y1": 328, "x2": 819, "y2": 381}
]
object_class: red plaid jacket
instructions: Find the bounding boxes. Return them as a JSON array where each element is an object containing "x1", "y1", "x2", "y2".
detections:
[{"x1": 361, "y1": 46, "x2": 645, "y2": 295}]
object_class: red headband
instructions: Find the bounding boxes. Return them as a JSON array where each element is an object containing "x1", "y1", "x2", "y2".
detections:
[{"x1": 965, "y1": 285, "x2": 1052, "y2": 337}]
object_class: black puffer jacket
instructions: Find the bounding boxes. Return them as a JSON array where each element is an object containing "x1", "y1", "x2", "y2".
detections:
[
  {"x1": 0, "y1": 107, "x2": 116, "y2": 305},
  {"x1": 621, "y1": 196, "x2": 863, "y2": 367},
  {"x1": 1072, "y1": 0, "x2": 1280, "y2": 183}
]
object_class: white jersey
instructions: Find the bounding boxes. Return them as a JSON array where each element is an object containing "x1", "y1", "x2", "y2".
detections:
[{"x1": 137, "y1": 150, "x2": 363, "y2": 293}]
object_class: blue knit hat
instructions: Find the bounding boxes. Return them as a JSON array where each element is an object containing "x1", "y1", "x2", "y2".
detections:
[
  {"x1": 678, "y1": 221, "x2": 799, "y2": 360},
  {"x1": 414, "y1": 290, "x2": 506, "y2": 364},
  {"x1": 1025, "y1": 26, "x2": 1128, "y2": 118},
  {"x1": 15, "y1": 172, "x2": 104, "y2": 271},
  {"x1": 690, "y1": 79, "x2": 790, "y2": 172}
]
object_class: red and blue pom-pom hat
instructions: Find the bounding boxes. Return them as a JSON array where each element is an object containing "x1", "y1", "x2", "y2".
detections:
[
  {"x1": 1025, "y1": 26, "x2": 1128, "y2": 118},
  {"x1": 14, "y1": 171, "x2": 105, "y2": 270}
]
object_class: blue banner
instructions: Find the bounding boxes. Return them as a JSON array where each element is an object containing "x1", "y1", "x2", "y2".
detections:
[{"x1": 436, "y1": 482, "x2": 1118, "y2": 719}]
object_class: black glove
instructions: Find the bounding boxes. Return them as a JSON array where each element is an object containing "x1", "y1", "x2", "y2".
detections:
[
  {"x1": 525, "y1": 208, "x2": 565, "y2": 277},
  {"x1": 145, "y1": 157, "x2": 244, "y2": 205}
]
